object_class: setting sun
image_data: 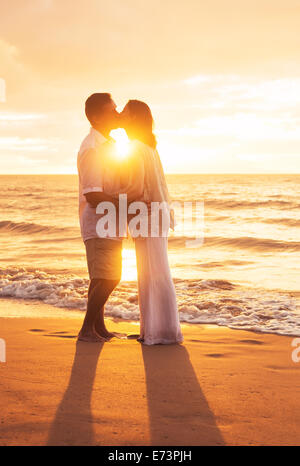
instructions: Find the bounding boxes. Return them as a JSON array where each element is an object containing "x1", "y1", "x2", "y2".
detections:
[{"x1": 110, "y1": 128, "x2": 130, "y2": 159}]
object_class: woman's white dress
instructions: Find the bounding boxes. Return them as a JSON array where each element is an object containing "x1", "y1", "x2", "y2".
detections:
[{"x1": 104, "y1": 139, "x2": 183, "y2": 345}]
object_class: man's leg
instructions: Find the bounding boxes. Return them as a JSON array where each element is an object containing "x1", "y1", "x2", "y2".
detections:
[
  {"x1": 93, "y1": 278, "x2": 120, "y2": 338},
  {"x1": 78, "y1": 278, "x2": 119, "y2": 342}
]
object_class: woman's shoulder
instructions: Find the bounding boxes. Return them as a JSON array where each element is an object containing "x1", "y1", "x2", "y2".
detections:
[
  {"x1": 131, "y1": 140, "x2": 155, "y2": 160},
  {"x1": 128, "y1": 139, "x2": 144, "y2": 159},
  {"x1": 132, "y1": 139, "x2": 153, "y2": 151}
]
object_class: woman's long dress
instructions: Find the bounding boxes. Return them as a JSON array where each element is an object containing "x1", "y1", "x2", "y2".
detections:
[{"x1": 104, "y1": 139, "x2": 183, "y2": 345}]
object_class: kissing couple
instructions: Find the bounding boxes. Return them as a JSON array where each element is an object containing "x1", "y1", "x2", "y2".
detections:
[{"x1": 77, "y1": 93, "x2": 183, "y2": 345}]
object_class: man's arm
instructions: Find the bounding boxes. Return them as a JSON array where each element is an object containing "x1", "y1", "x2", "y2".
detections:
[
  {"x1": 85, "y1": 191, "x2": 119, "y2": 208},
  {"x1": 79, "y1": 148, "x2": 118, "y2": 208}
]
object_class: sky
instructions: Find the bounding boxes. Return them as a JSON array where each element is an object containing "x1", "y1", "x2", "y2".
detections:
[{"x1": 0, "y1": 0, "x2": 300, "y2": 174}]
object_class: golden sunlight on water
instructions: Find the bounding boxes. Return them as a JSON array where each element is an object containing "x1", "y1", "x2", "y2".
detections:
[{"x1": 121, "y1": 248, "x2": 137, "y2": 281}]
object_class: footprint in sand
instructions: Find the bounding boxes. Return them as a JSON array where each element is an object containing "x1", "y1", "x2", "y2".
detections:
[
  {"x1": 205, "y1": 353, "x2": 226, "y2": 358},
  {"x1": 28, "y1": 329, "x2": 77, "y2": 339},
  {"x1": 266, "y1": 365, "x2": 290, "y2": 371},
  {"x1": 44, "y1": 334, "x2": 77, "y2": 339},
  {"x1": 240, "y1": 339, "x2": 264, "y2": 345}
]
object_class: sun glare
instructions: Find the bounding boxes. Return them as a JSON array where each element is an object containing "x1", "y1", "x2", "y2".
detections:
[
  {"x1": 121, "y1": 248, "x2": 137, "y2": 281},
  {"x1": 110, "y1": 128, "x2": 130, "y2": 159}
]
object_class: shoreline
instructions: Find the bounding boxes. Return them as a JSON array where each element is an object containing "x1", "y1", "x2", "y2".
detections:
[
  {"x1": 1, "y1": 298, "x2": 300, "y2": 446},
  {"x1": 1, "y1": 294, "x2": 300, "y2": 339}
]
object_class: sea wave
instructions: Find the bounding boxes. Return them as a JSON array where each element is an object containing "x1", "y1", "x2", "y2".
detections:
[
  {"x1": 0, "y1": 267, "x2": 299, "y2": 337},
  {"x1": 1, "y1": 219, "x2": 300, "y2": 253},
  {"x1": 208, "y1": 215, "x2": 300, "y2": 228},
  {"x1": 261, "y1": 217, "x2": 300, "y2": 227},
  {"x1": 169, "y1": 235, "x2": 300, "y2": 251},
  {"x1": 205, "y1": 198, "x2": 300, "y2": 210},
  {"x1": 173, "y1": 198, "x2": 300, "y2": 210},
  {"x1": 0, "y1": 220, "x2": 75, "y2": 235}
]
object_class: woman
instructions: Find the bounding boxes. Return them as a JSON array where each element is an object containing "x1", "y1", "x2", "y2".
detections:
[{"x1": 105, "y1": 100, "x2": 183, "y2": 345}]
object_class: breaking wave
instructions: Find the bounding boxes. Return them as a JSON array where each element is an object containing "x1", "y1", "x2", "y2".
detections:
[{"x1": 1, "y1": 267, "x2": 299, "y2": 337}]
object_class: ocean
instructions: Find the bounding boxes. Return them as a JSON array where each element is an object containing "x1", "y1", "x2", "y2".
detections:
[{"x1": 0, "y1": 174, "x2": 299, "y2": 336}]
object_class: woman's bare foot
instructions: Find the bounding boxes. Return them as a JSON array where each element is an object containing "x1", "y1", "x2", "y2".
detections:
[
  {"x1": 77, "y1": 330, "x2": 107, "y2": 343},
  {"x1": 127, "y1": 334, "x2": 140, "y2": 340}
]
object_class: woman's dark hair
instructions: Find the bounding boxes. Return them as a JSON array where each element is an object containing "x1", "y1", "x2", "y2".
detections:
[{"x1": 126, "y1": 100, "x2": 157, "y2": 149}]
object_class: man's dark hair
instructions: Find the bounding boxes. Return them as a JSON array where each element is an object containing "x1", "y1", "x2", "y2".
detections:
[{"x1": 85, "y1": 93, "x2": 112, "y2": 124}]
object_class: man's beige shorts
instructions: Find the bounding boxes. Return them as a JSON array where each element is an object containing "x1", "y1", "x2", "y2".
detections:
[{"x1": 84, "y1": 238, "x2": 122, "y2": 281}]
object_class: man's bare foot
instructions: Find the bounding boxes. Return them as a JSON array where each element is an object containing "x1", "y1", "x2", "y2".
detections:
[
  {"x1": 109, "y1": 331, "x2": 128, "y2": 339},
  {"x1": 77, "y1": 330, "x2": 107, "y2": 343},
  {"x1": 95, "y1": 328, "x2": 127, "y2": 340}
]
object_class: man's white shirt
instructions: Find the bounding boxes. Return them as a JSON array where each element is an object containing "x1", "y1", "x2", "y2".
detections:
[{"x1": 77, "y1": 127, "x2": 120, "y2": 242}]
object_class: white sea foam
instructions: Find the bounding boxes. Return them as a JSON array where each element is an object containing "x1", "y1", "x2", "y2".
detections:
[{"x1": 0, "y1": 267, "x2": 299, "y2": 337}]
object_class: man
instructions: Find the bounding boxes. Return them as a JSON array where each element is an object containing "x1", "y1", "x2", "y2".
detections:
[{"x1": 77, "y1": 93, "x2": 123, "y2": 342}]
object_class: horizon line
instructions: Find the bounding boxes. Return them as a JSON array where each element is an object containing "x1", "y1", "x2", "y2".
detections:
[{"x1": 0, "y1": 173, "x2": 299, "y2": 176}]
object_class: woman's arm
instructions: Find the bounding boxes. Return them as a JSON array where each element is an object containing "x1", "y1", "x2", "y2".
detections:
[{"x1": 122, "y1": 152, "x2": 144, "y2": 202}]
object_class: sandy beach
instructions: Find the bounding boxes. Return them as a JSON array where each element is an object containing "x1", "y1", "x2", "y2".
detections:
[{"x1": 0, "y1": 297, "x2": 299, "y2": 446}]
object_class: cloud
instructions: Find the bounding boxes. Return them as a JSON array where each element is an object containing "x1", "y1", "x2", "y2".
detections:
[
  {"x1": 0, "y1": 137, "x2": 58, "y2": 152},
  {"x1": 1, "y1": 1, "x2": 300, "y2": 172},
  {"x1": 0, "y1": 113, "x2": 45, "y2": 121},
  {"x1": 0, "y1": 39, "x2": 32, "y2": 99}
]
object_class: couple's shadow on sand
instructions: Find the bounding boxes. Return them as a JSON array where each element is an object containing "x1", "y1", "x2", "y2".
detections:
[{"x1": 47, "y1": 342, "x2": 224, "y2": 446}]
